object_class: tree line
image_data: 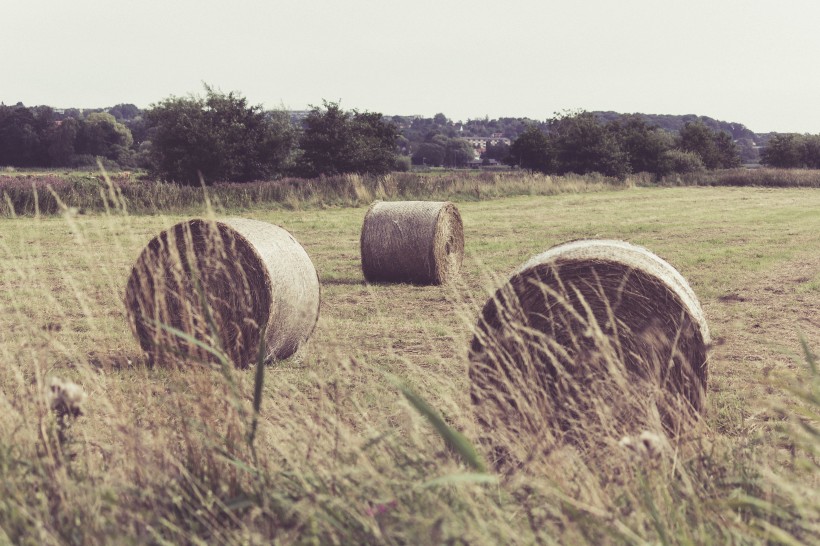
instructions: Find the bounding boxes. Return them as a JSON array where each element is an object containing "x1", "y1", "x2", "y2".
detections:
[
  {"x1": 0, "y1": 89, "x2": 405, "y2": 184},
  {"x1": 0, "y1": 87, "x2": 812, "y2": 184},
  {"x1": 0, "y1": 106, "x2": 135, "y2": 169},
  {"x1": 507, "y1": 112, "x2": 741, "y2": 178},
  {"x1": 759, "y1": 133, "x2": 820, "y2": 168}
]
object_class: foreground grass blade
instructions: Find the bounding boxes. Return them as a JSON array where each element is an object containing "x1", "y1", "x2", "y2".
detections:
[
  {"x1": 385, "y1": 372, "x2": 487, "y2": 473},
  {"x1": 248, "y1": 325, "x2": 267, "y2": 450},
  {"x1": 148, "y1": 318, "x2": 231, "y2": 367},
  {"x1": 799, "y1": 334, "x2": 817, "y2": 375},
  {"x1": 421, "y1": 472, "x2": 498, "y2": 489}
]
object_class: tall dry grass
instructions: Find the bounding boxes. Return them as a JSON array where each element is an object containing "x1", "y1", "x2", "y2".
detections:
[
  {"x1": 666, "y1": 167, "x2": 820, "y2": 188},
  {"x1": 0, "y1": 177, "x2": 817, "y2": 544},
  {"x1": 0, "y1": 170, "x2": 631, "y2": 217},
  {"x1": 4, "y1": 167, "x2": 820, "y2": 218}
]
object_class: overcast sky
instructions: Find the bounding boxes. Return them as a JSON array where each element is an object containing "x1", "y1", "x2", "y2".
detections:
[{"x1": 2, "y1": 0, "x2": 819, "y2": 133}]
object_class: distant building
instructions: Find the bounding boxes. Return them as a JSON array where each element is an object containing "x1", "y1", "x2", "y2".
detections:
[
  {"x1": 460, "y1": 137, "x2": 511, "y2": 150},
  {"x1": 288, "y1": 110, "x2": 311, "y2": 124},
  {"x1": 462, "y1": 135, "x2": 512, "y2": 154}
]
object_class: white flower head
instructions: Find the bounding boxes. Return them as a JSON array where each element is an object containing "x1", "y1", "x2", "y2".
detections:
[
  {"x1": 619, "y1": 430, "x2": 665, "y2": 461},
  {"x1": 48, "y1": 377, "x2": 87, "y2": 418},
  {"x1": 638, "y1": 431, "x2": 663, "y2": 458}
]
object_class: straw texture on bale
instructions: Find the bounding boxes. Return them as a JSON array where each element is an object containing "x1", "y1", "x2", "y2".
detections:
[
  {"x1": 469, "y1": 239, "x2": 710, "y2": 449},
  {"x1": 125, "y1": 218, "x2": 320, "y2": 368},
  {"x1": 360, "y1": 201, "x2": 464, "y2": 284}
]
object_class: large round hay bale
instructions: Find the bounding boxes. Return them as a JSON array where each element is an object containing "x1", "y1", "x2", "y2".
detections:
[
  {"x1": 469, "y1": 240, "x2": 710, "y2": 463},
  {"x1": 125, "y1": 218, "x2": 320, "y2": 368},
  {"x1": 360, "y1": 201, "x2": 464, "y2": 284}
]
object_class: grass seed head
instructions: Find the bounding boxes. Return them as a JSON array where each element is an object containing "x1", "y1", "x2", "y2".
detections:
[{"x1": 48, "y1": 376, "x2": 87, "y2": 419}]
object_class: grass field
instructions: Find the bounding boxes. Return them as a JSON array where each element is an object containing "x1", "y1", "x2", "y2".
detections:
[{"x1": 0, "y1": 185, "x2": 818, "y2": 544}]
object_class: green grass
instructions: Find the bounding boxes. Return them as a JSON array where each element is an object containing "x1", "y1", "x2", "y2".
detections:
[
  {"x1": 676, "y1": 167, "x2": 820, "y2": 188},
  {"x1": 0, "y1": 185, "x2": 818, "y2": 544}
]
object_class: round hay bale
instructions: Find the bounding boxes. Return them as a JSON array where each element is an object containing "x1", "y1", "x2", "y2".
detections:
[
  {"x1": 469, "y1": 240, "x2": 710, "y2": 461},
  {"x1": 125, "y1": 218, "x2": 320, "y2": 368},
  {"x1": 360, "y1": 201, "x2": 464, "y2": 284}
]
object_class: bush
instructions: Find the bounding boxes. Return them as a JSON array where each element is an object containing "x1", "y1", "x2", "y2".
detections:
[
  {"x1": 296, "y1": 102, "x2": 400, "y2": 177},
  {"x1": 658, "y1": 149, "x2": 705, "y2": 176},
  {"x1": 761, "y1": 133, "x2": 820, "y2": 168},
  {"x1": 145, "y1": 86, "x2": 297, "y2": 185},
  {"x1": 394, "y1": 155, "x2": 411, "y2": 172},
  {"x1": 677, "y1": 121, "x2": 740, "y2": 169},
  {"x1": 549, "y1": 111, "x2": 631, "y2": 179}
]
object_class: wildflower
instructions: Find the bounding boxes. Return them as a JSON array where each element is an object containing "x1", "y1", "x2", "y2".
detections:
[
  {"x1": 48, "y1": 377, "x2": 87, "y2": 419},
  {"x1": 619, "y1": 431, "x2": 664, "y2": 461},
  {"x1": 365, "y1": 499, "x2": 397, "y2": 517},
  {"x1": 638, "y1": 431, "x2": 663, "y2": 458}
]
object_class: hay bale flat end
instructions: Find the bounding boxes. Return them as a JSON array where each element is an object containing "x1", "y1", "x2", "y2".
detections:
[{"x1": 360, "y1": 200, "x2": 464, "y2": 284}]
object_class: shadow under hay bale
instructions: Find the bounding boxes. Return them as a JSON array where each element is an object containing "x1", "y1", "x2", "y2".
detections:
[
  {"x1": 125, "y1": 218, "x2": 320, "y2": 368},
  {"x1": 360, "y1": 200, "x2": 464, "y2": 285},
  {"x1": 469, "y1": 239, "x2": 710, "y2": 469}
]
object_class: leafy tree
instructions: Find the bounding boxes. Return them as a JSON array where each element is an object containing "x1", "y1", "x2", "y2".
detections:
[
  {"x1": 146, "y1": 86, "x2": 297, "y2": 184},
  {"x1": 508, "y1": 125, "x2": 553, "y2": 172},
  {"x1": 0, "y1": 104, "x2": 44, "y2": 166},
  {"x1": 108, "y1": 103, "x2": 141, "y2": 121},
  {"x1": 411, "y1": 141, "x2": 446, "y2": 166},
  {"x1": 45, "y1": 117, "x2": 80, "y2": 166},
  {"x1": 483, "y1": 140, "x2": 511, "y2": 163},
  {"x1": 801, "y1": 135, "x2": 820, "y2": 168},
  {"x1": 77, "y1": 112, "x2": 133, "y2": 162},
  {"x1": 677, "y1": 121, "x2": 740, "y2": 169},
  {"x1": 296, "y1": 101, "x2": 400, "y2": 177},
  {"x1": 145, "y1": 96, "x2": 212, "y2": 181},
  {"x1": 444, "y1": 138, "x2": 476, "y2": 167},
  {"x1": 735, "y1": 138, "x2": 759, "y2": 164},
  {"x1": 409, "y1": 136, "x2": 476, "y2": 167},
  {"x1": 348, "y1": 111, "x2": 402, "y2": 174},
  {"x1": 760, "y1": 133, "x2": 820, "y2": 168},
  {"x1": 594, "y1": 111, "x2": 757, "y2": 142},
  {"x1": 433, "y1": 113, "x2": 449, "y2": 126},
  {"x1": 125, "y1": 115, "x2": 149, "y2": 146},
  {"x1": 608, "y1": 114, "x2": 673, "y2": 175},
  {"x1": 0, "y1": 104, "x2": 138, "y2": 168},
  {"x1": 657, "y1": 149, "x2": 705, "y2": 176},
  {"x1": 428, "y1": 133, "x2": 449, "y2": 149},
  {"x1": 760, "y1": 134, "x2": 804, "y2": 168},
  {"x1": 549, "y1": 111, "x2": 630, "y2": 178},
  {"x1": 712, "y1": 131, "x2": 741, "y2": 169}
]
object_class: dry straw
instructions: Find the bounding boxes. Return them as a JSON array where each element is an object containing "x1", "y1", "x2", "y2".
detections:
[
  {"x1": 469, "y1": 239, "x2": 710, "y2": 467},
  {"x1": 125, "y1": 218, "x2": 320, "y2": 368},
  {"x1": 360, "y1": 201, "x2": 464, "y2": 284}
]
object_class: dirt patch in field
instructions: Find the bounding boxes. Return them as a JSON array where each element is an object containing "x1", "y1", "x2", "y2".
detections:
[
  {"x1": 717, "y1": 293, "x2": 747, "y2": 303},
  {"x1": 703, "y1": 251, "x2": 820, "y2": 421}
]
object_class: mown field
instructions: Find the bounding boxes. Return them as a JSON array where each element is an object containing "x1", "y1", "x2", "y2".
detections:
[{"x1": 0, "y1": 185, "x2": 818, "y2": 544}]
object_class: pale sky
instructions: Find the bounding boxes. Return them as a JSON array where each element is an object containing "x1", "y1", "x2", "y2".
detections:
[{"x1": 2, "y1": 0, "x2": 820, "y2": 133}]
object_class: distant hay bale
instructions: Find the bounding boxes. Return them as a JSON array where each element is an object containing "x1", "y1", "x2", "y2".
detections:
[
  {"x1": 125, "y1": 218, "x2": 320, "y2": 368},
  {"x1": 360, "y1": 201, "x2": 464, "y2": 284},
  {"x1": 469, "y1": 240, "x2": 710, "y2": 462}
]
